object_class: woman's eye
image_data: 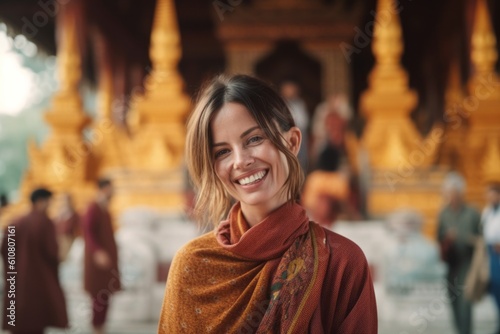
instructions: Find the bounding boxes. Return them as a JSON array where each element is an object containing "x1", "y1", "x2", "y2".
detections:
[
  {"x1": 248, "y1": 136, "x2": 263, "y2": 144},
  {"x1": 214, "y1": 149, "x2": 229, "y2": 159}
]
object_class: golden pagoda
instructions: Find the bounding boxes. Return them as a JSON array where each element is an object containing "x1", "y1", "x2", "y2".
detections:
[
  {"x1": 1, "y1": 1, "x2": 96, "y2": 224},
  {"x1": 105, "y1": 0, "x2": 191, "y2": 216},
  {"x1": 463, "y1": 0, "x2": 500, "y2": 206},
  {"x1": 1, "y1": 0, "x2": 191, "y2": 225},
  {"x1": 359, "y1": 0, "x2": 447, "y2": 237}
]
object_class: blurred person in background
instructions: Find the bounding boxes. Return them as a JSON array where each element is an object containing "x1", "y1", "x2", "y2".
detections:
[
  {"x1": 83, "y1": 178, "x2": 121, "y2": 334},
  {"x1": 1, "y1": 188, "x2": 68, "y2": 334},
  {"x1": 280, "y1": 79, "x2": 310, "y2": 172},
  {"x1": 482, "y1": 183, "x2": 500, "y2": 334},
  {"x1": 385, "y1": 210, "x2": 445, "y2": 293},
  {"x1": 55, "y1": 193, "x2": 81, "y2": 261},
  {"x1": 311, "y1": 93, "x2": 352, "y2": 166},
  {"x1": 302, "y1": 95, "x2": 361, "y2": 225},
  {"x1": 0, "y1": 193, "x2": 7, "y2": 218},
  {"x1": 437, "y1": 172, "x2": 481, "y2": 334}
]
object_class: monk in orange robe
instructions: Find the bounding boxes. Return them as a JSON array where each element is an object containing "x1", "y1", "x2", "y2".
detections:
[
  {"x1": 1, "y1": 188, "x2": 68, "y2": 334},
  {"x1": 159, "y1": 74, "x2": 377, "y2": 333},
  {"x1": 82, "y1": 179, "x2": 121, "y2": 334}
]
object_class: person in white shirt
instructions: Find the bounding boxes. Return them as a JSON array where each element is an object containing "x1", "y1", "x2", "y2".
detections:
[{"x1": 483, "y1": 183, "x2": 500, "y2": 334}]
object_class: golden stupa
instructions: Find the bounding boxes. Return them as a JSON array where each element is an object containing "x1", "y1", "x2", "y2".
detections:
[
  {"x1": 462, "y1": 0, "x2": 500, "y2": 206},
  {"x1": 358, "y1": 0, "x2": 447, "y2": 237},
  {"x1": 1, "y1": 0, "x2": 190, "y2": 224}
]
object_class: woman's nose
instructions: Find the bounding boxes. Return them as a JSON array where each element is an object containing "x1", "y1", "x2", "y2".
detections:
[{"x1": 233, "y1": 148, "x2": 254, "y2": 169}]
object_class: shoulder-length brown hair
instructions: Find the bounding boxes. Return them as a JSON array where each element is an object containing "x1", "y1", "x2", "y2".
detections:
[{"x1": 185, "y1": 74, "x2": 304, "y2": 227}]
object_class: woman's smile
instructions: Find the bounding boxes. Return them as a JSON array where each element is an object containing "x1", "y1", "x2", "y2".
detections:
[{"x1": 234, "y1": 169, "x2": 268, "y2": 186}]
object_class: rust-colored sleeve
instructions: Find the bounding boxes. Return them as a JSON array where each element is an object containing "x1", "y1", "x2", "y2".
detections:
[
  {"x1": 325, "y1": 232, "x2": 378, "y2": 333},
  {"x1": 336, "y1": 255, "x2": 378, "y2": 333}
]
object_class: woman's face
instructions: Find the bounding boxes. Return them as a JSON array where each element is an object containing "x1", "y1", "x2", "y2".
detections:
[{"x1": 210, "y1": 102, "x2": 300, "y2": 217}]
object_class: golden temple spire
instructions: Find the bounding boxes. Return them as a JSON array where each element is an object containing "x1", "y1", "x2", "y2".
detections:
[
  {"x1": 462, "y1": 0, "x2": 500, "y2": 205},
  {"x1": 44, "y1": 3, "x2": 89, "y2": 131},
  {"x1": 150, "y1": 0, "x2": 181, "y2": 75},
  {"x1": 360, "y1": 0, "x2": 421, "y2": 169},
  {"x1": 370, "y1": 0, "x2": 405, "y2": 88},
  {"x1": 33, "y1": 1, "x2": 91, "y2": 185},
  {"x1": 466, "y1": 0, "x2": 500, "y2": 149},
  {"x1": 138, "y1": 0, "x2": 189, "y2": 116},
  {"x1": 471, "y1": 0, "x2": 498, "y2": 78},
  {"x1": 128, "y1": 0, "x2": 190, "y2": 170}
]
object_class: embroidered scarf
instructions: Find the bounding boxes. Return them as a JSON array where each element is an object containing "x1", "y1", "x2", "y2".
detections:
[{"x1": 159, "y1": 202, "x2": 330, "y2": 333}]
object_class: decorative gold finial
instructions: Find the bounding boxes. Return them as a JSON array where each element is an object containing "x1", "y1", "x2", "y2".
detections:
[
  {"x1": 150, "y1": 0, "x2": 181, "y2": 74},
  {"x1": 372, "y1": 0, "x2": 403, "y2": 71},
  {"x1": 44, "y1": 4, "x2": 89, "y2": 129},
  {"x1": 471, "y1": 0, "x2": 498, "y2": 77},
  {"x1": 140, "y1": 0, "x2": 188, "y2": 113}
]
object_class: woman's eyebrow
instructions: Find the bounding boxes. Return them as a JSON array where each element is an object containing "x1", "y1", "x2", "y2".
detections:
[
  {"x1": 240, "y1": 126, "x2": 260, "y2": 138},
  {"x1": 212, "y1": 126, "x2": 260, "y2": 147}
]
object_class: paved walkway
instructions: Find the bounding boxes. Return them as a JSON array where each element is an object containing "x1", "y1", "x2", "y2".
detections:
[{"x1": 38, "y1": 299, "x2": 496, "y2": 334}]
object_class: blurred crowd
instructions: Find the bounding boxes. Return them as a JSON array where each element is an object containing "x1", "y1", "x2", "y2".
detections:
[{"x1": 0, "y1": 179, "x2": 120, "y2": 334}]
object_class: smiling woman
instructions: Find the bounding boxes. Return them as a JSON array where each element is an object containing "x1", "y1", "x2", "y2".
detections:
[{"x1": 158, "y1": 74, "x2": 378, "y2": 333}]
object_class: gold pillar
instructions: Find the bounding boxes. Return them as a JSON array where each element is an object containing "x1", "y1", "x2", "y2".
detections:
[
  {"x1": 436, "y1": 60, "x2": 468, "y2": 174},
  {"x1": 91, "y1": 30, "x2": 129, "y2": 172}
]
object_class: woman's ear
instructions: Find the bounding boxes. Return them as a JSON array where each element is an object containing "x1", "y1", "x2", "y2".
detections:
[{"x1": 286, "y1": 127, "x2": 302, "y2": 156}]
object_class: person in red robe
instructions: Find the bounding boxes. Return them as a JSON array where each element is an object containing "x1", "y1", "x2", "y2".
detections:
[
  {"x1": 55, "y1": 193, "x2": 81, "y2": 261},
  {"x1": 82, "y1": 179, "x2": 121, "y2": 334},
  {"x1": 1, "y1": 188, "x2": 68, "y2": 334},
  {"x1": 159, "y1": 75, "x2": 377, "y2": 333}
]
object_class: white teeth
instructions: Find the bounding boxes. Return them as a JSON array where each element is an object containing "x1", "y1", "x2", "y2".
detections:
[{"x1": 238, "y1": 171, "x2": 266, "y2": 185}]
